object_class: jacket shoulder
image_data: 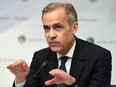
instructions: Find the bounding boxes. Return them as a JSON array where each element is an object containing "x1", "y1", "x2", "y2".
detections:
[{"x1": 77, "y1": 38, "x2": 110, "y2": 52}]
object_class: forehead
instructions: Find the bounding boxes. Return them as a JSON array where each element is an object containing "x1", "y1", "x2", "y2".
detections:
[{"x1": 42, "y1": 8, "x2": 67, "y2": 24}]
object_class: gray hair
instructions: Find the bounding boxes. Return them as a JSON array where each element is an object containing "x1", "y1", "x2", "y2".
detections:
[{"x1": 42, "y1": 2, "x2": 78, "y2": 24}]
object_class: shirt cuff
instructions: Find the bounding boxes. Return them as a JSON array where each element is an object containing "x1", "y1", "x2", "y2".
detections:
[{"x1": 15, "y1": 80, "x2": 26, "y2": 87}]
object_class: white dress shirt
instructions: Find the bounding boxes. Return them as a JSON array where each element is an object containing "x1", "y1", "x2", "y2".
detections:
[{"x1": 57, "y1": 41, "x2": 76, "y2": 74}]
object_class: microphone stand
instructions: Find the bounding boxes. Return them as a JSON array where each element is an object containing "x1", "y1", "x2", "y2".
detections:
[{"x1": 23, "y1": 60, "x2": 48, "y2": 87}]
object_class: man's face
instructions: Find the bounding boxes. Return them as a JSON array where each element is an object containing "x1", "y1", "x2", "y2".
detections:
[{"x1": 42, "y1": 7, "x2": 78, "y2": 55}]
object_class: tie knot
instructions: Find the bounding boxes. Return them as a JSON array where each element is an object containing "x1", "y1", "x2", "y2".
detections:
[{"x1": 60, "y1": 56, "x2": 68, "y2": 65}]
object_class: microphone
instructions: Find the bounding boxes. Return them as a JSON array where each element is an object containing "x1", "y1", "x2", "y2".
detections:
[{"x1": 23, "y1": 59, "x2": 49, "y2": 87}]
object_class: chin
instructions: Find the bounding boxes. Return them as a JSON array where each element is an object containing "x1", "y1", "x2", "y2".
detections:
[{"x1": 50, "y1": 47, "x2": 61, "y2": 53}]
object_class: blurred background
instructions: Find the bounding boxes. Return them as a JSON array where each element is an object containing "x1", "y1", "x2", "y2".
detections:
[{"x1": 0, "y1": 0, "x2": 116, "y2": 86}]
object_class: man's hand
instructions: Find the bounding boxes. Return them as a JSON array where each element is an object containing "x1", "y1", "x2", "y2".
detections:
[
  {"x1": 45, "y1": 69, "x2": 76, "y2": 85},
  {"x1": 7, "y1": 60, "x2": 29, "y2": 83}
]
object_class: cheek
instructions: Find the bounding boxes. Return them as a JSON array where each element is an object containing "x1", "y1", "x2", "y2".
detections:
[
  {"x1": 45, "y1": 32, "x2": 48, "y2": 38},
  {"x1": 59, "y1": 35, "x2": 68, "y2": 45},
  {"x1": 60, "y1": 33, "x2": 73, "y2": 44},
  {"x1": 44, "y1": 33, "x2": 49, "y2": 42}
]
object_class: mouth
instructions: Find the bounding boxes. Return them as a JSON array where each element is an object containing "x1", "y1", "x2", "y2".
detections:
[{"x1": 49, "y1": 42, "x2": 59, "y2": 47}]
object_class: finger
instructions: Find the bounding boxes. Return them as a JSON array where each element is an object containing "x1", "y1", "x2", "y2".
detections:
[
  {"x1": 22, "y1": 62, "x2": 28, "y2": 71},
  {"x1": 7, "y1": 64, "x2": 12, "y2": 69},
  {"x1": 45, "y1": 78, "x2": 56, "y2": 85},
  {"x1": 49, "y1": 69, "x2": 62, "y2": 76},
  {"x1": 49, "y1": 69, "x2": 67, "y2": 79},
  {"x1": 22, "y1": 63, "x2": 30, "y2": 75},
  {"x1": 7, "y1": 60, "x2": 25, "y2": 73},
  {"x1": 9, "y1": 67, "x2": 19, "y2": 75},
  {"x1": 13, "y1": 60, "x2": 26, "y2": 70},
  {"x1": 13, "y1": 60, "x2": 25, "y2": 67}
]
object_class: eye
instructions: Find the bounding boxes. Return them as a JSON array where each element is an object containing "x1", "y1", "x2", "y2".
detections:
[
  {"x1": 43, "y1": 25, "x2": 50, "y2": 32},
  {"x1": 54, "y1": 25, "x2": 63, "y2": 31}
]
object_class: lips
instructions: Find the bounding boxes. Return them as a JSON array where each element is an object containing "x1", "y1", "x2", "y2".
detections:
[{"x1": 49, "y1": 42, "x2": 59, "y2": 46}]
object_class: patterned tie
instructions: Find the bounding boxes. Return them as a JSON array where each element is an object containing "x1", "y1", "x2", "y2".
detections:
[{"x1": 57, "y1": 56, "x2": 68, "y2": 87}]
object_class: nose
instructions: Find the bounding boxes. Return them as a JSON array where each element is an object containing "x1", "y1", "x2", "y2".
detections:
[{"x1": 49, "y1": 29, "x2": 56, "y2": 38}]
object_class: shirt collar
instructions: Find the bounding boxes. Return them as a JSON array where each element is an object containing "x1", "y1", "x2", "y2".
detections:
[{"x1": 57, "y1": 40, "x2": 76, "y2": 60}]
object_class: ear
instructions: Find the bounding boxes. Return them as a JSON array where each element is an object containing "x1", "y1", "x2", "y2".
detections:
[{"x1": 72, "y1": 22, "x2": 78, "y2": 34}]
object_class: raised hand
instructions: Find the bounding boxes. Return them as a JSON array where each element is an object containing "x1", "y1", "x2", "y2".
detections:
[
  {"x1": 7, "y1": 60, "x2": 30, "y2": 83},
  {"x1": 45, "y1": 69, "x2": 76, "y2": 85}
]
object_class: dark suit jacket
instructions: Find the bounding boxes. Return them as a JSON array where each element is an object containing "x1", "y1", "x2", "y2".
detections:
[{"x1": 13, "y1": 38, "x2": 112, "y2": 87}]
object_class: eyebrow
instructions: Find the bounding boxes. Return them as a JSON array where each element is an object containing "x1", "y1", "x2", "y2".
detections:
[{"x1": 43, "y1": 23, "x2": 62, "y2": 27}]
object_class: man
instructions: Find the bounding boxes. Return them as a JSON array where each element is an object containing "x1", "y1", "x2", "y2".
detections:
[{"x1": 7, "y1": 2, "x2": 112, "y2": 87}]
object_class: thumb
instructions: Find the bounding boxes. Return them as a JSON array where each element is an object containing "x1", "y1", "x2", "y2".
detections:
[
  {"x1": 45, "y1": 78, "x2": 56, "y2": 85},
  {"x1": 23, "y1": 62, "x2": 29, "y2": 71}
]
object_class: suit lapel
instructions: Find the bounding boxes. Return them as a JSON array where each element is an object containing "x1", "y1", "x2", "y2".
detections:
[
  {"x1": 70, "y1": 38, "x2": 85, "y2": 80},
  {"x1": 48, "y1": 52, "x2": 58, "y2": 69}
]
